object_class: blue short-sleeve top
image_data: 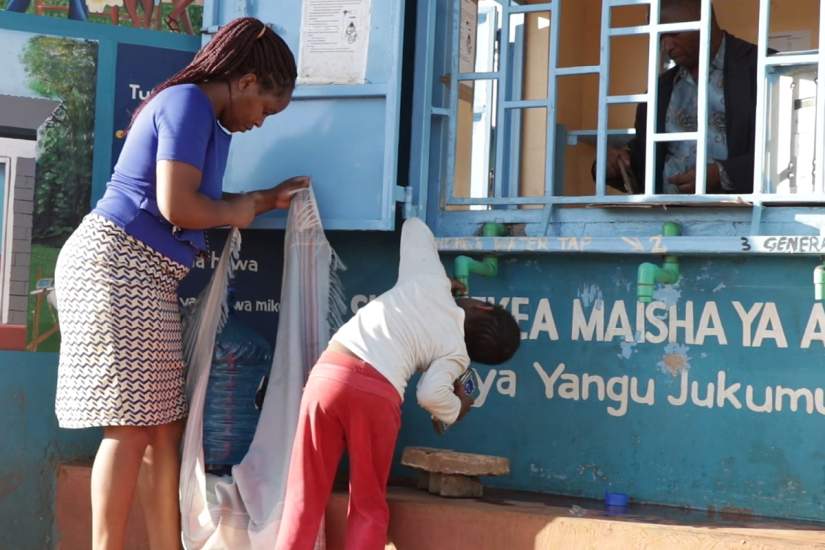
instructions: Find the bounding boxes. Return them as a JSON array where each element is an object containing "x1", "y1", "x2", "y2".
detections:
[{"x1": 93, "y1": 83, "x2": 232, "y2": 266}]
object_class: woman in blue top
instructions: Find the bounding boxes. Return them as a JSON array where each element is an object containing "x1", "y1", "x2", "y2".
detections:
[{"x1": 54, "y1": 18, "x2": 303, "y2": 550}]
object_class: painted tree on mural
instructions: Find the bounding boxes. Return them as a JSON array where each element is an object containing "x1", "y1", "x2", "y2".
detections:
[{"x1": 22, "y1": 36, "x2": 97, "y2": 242}]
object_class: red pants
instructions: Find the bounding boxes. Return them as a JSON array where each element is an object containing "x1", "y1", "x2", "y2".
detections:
[{"x1": 276, "y1": 350, "x2": 402, "y2": 550}]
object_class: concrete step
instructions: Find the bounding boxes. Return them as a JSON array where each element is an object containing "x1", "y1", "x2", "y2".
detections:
[
  {"x1": 56, "y1": 462, "x2": 149, "y2": 550},
  {"x1": 328, "y1": 488, "x2": 825, "y2": 549},
  {"x1": 56, "y1": 463, "x2": 825, "y2": 549}
]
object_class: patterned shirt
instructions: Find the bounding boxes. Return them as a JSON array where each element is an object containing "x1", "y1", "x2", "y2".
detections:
[{"x1": 662, "y1": 36, "x2": 731, "y2": 193}]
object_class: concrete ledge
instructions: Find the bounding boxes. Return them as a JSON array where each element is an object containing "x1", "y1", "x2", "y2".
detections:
[
  {"x1": 56, "y1": 463, "x2": 825, "y2": 549},
  {"x1": 56, "y1": 462, "x2": 149, "y2": 550},
  {"x1": 327, "y1": 488, "x2": 825, "y2": 550}
]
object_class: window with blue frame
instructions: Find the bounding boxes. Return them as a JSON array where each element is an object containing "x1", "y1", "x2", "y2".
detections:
[{"x1": 408, "y1": 0, "x2": 825, "y2": 252}]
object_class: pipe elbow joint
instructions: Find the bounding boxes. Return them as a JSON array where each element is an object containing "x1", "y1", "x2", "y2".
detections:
[
  {"x1": 482, "y1": 223, "x2": 508, "y2": 238},
  {"x1": 636, "y1": 223, "x2": 681, "y2": 303},
  {"x1": 480, "y1": 256, "x2": 499, "y2": 278},
  {"x1": 637, "y1": 262, "x2": 659, "y2": 303},
  {"x1": 453, "y1": 255, "x2": 472, "y2": 295},
  {"x1": 453, "y1": 224, "x2": 507, "y2": 297}
]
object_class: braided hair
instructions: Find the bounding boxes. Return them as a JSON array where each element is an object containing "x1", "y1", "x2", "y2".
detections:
[{"x1": 131, "y1": 17, "x2": 296, "y2": 124}]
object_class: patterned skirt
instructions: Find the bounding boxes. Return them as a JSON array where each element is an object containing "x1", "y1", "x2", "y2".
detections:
[{"x1": 54, "y1": 214, "x2": 190, "y2": 428}]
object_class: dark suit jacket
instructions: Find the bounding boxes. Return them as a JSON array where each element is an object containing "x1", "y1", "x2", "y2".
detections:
[{"x1": 623, "y1": 33, "x2": 760, "y2": 194}]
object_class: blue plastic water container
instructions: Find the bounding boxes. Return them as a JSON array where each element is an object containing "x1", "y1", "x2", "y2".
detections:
[
  {"x1": 604, "y1": 492, "x2": 629, "y2": 507},
  {"x1": 202, "y1": 311, "x2": 273, "y2": 471}
]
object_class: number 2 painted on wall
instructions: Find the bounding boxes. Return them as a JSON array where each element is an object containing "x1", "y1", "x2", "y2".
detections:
[{"x1": 650, "y1": 235, "x2": 667, "y2": 254}]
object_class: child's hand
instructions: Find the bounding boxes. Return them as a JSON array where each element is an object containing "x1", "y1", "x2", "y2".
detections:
[
  {"x1": 450, "y1": 278, "x2": 467, "y2": 297},
  {"x1": 430, "y1": 379, "x2": 474, "y2": 434},
  {"x1": 454, "y1": 377, "x2": 475, "y2": 422}
]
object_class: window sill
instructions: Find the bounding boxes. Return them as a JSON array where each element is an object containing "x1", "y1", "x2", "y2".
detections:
[
  {"x1": 433, "y1": 206, "x2": 825, "y2": 255},
  {"x1": 436, "y1": 235, "x2": 825, "y2": 255}
]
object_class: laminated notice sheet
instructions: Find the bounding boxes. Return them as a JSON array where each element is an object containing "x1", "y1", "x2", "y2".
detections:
[{"x1": 298, "y1": 0, "x2": 372, "y2": 85}]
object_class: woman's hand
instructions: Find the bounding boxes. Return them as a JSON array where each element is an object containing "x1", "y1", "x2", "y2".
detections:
[
  {"x1": 252, "y1": 176, "x2": 311, "y2": 214},
  {"x1": 273, "y1": 176, "x2": 311, "y2": 209},
  {"x1": 220, "y1": 176, "x2": 309, "y2": 228},
  {"x1": 606, "y1": 147, "x2": 631, "y2": 180}
]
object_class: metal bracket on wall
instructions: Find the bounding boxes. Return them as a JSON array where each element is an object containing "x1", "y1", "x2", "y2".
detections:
[
  {"x1": 396, "y1": 185, "x2": 419, "y2": 220},
  {"x1": 750, "y1": 202, "x2": 764, "y2": 235}
]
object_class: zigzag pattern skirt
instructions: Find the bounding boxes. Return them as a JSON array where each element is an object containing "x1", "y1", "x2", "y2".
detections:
[{"x1": 54, "y1": 214, "x2": 190, "y2": 428}]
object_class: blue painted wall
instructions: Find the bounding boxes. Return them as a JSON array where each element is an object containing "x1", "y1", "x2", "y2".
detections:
[
  {"x1": 3, "y1": 229, "x2": 825, "y2": 550},
  {"x1": 395, "y1": 253, "x2": 825, "y2": 521},
  {"x1": 184, "y1": 230, "x2": 825, "y2": 522},
  {"x1": 0, "y1": 352, "x2": 99, "y2": 549}
]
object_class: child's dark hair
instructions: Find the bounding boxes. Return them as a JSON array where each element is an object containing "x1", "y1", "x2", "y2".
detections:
[
  {"x1": 465, "y1": 304, "x2": 521, "y2": 365},
  {"x1": 131, "y1": 17, "x2": 297, "y2": 125}
]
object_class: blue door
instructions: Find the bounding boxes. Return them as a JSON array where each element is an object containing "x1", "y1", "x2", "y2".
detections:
[{"x1": 203, "y1": 1, "x2": 411, "y2": 230}]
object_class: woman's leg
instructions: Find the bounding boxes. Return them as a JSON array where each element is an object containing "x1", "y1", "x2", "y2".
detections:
[
  {"x1": 140, "y1": 0, "x2": 153, "y2": 28},
  {"x1": 168, "y1": 0, "x2": 195, "y2": 20},
  {"x1": 91, "y1": 425, "x2": 151, "y2": 550},
  {"x1": 137, "y1": 419, "x2": 185, "y2": 550},
  {"x1": 123, "y1": 0, "x2": 142, "y2": 27},
  {"x1": 166, "y1": 0, "x2": 195, "y2": 32},
  {"x1": 180, "y1": 7, "x2": 194, "y2": 35}
]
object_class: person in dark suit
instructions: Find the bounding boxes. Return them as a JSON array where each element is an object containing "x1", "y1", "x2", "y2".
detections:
[{"x1": 605, "y1": 0, "x2": 759, "y2": 194}]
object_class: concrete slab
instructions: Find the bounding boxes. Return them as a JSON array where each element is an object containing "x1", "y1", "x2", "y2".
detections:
[
  {"x1": 55, "y1": 462, "x2": 149, "y2": 550},
  {"x1": 327, "y1": 488, "x2": 825, "y2": 550},
  {"x1": 401, "y1": 446, "x2": 510, "y2": 476},
  {"x1": 56, "y1": 463, "x2": 825, "y2": 550}
]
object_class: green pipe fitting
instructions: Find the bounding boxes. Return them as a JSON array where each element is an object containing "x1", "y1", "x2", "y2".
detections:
[
  {"x1": 453, "y1": 223, "x2": 508, "y2": 296},
  {"x1": 637, "y1": 222, "x2": 681, "y2": 303},
  {"x1": 814, "y1": 263, "x2": 825, "y2": 301},
  {"x1": 482, "y1": 222, "x2": 507, "y2": 238}
]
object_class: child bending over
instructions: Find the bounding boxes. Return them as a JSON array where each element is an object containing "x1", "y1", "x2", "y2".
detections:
[{"x1": 275, "y1": 218, "x2": 521, "y2": 550}]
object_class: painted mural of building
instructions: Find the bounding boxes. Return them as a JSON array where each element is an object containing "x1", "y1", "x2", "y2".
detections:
[{"x1": 0, "y1": 94, "x2": 58, "y2": 331}]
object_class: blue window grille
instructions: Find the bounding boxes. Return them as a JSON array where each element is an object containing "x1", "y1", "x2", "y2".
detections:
[{"x1": 408, "y1": 0, "x2": 825, "y2": 255}]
